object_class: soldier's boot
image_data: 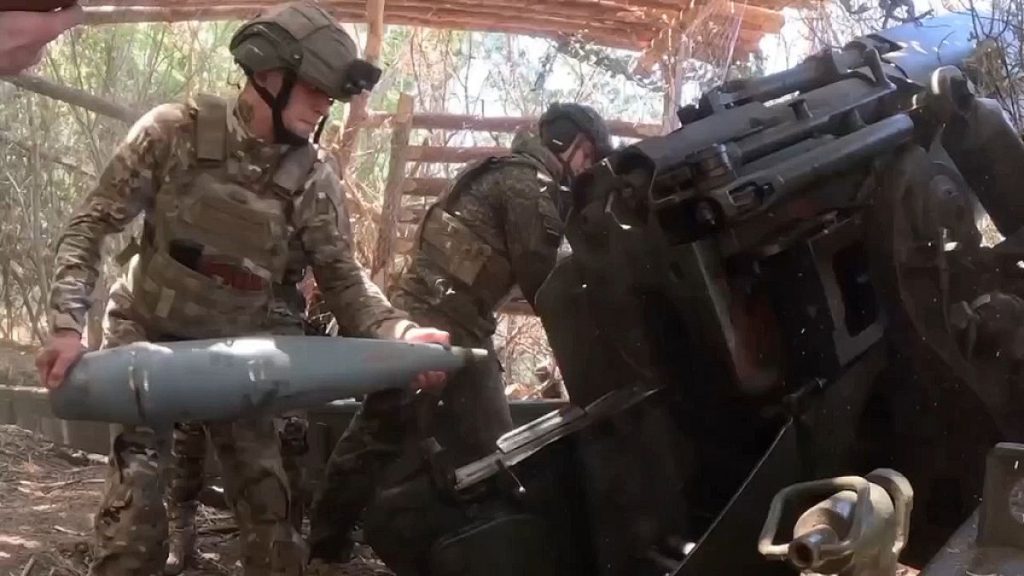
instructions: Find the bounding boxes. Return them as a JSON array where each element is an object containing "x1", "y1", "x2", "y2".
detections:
[
  {"x1": 165, "y1": 501, "x2": 199, "y2": 576},
  {"x1": 164, "y1": 421, "x2": 208, "y2": 576}
]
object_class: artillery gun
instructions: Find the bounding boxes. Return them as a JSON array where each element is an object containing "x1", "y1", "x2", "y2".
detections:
[{"x1": 355, "y1": 11, "x2": 1024, "y2": 576}]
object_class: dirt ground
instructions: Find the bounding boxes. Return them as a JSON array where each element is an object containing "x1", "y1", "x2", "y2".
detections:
[
  {"x1": 0, "y1": 423, "x2": 248, "y2": 576},
  {"x1": 0, "y1": 423, "x2": 394, "y2": 576}
]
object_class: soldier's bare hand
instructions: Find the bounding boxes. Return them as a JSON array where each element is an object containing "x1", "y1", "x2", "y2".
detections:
[
  {"x1": 36, "y1": 329, "x2": 85, "y2": 389},
  {"x1": 403, "y1": 326, "x2": 451, "y2": 393},
  {"x1": 0, "y1": 6, "x2": 83, "y2": 75}
]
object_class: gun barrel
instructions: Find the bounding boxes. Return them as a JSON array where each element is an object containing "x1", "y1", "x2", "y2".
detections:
[
  {"x1": 715, "y1": 50, "x2": 861, "y2": 107},
  {"x1": 49, "y1": 336, "x2": 488, "y2": 425}
]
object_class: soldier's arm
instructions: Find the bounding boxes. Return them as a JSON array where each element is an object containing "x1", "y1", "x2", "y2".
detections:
[
  {"x1": 48, "y1": 104, "x2": 184, "y2": 334},
  {"x1": 296, "y1": 161, "x2": 415, "y2": 339},
  {"x1": 499, "y1": 167, "x2": 564, "y2": 306}
]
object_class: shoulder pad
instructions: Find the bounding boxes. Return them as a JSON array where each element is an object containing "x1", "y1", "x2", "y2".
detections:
[
  {"x1": 125, "y1": 103, "x2": 190, "y2": 144},
  {"x1": 192, "y1": 93, "x2": 227, "y2": 163}
]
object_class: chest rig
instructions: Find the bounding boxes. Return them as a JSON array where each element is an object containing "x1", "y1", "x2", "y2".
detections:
[
  {"x1": 415, "y1": 153, "x2": 561, "y2": 315},
  {"x1": 129, "y1": 94, "x2": 317, "y2": 339}
]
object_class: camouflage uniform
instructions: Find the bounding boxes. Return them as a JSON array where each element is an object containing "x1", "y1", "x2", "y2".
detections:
[
  {"x1": 308, "y1": 131, "x2": 568, "y2": 562},
  {"x1": 164, "y1": 272, "x2": 321, "y2": 576},
  {"x1": 163, "y1": 412, "x2": 309, "y2": 574},
  {"x1": 48, "y1": 93, "x2": 411, "y2": 576}
]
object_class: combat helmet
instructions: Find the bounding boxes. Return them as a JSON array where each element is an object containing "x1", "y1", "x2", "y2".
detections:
[
  {"x1": 229, "y1": 0, "x2": 381, "y2": 143},
  {"x1": 539, "y1": 102, "x2": 614, "y2": 161}
]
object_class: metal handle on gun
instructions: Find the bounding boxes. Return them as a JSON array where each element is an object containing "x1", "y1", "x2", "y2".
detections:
[{"x1": 757, "y1": 476, "x2": 873, "y2": 562}]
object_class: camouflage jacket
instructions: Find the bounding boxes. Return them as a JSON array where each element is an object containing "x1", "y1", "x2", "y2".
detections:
[
  {"x1": 392, "y1": 131, "x2": 565, "y2": 341},
  {"x1": 48, "y1": 97, "x2": 409, "y2": 340}
]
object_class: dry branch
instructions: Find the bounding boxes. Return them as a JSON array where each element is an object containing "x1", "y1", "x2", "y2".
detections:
[
  {"x1": 19, "y1": 556, "x2": 36, "y2": 576},
  {"x1": 1, "y1": 74, "x2": 140, "y2": 124},
  {"x1": 0, "y1": 131, "x2": 96, "y2": 178}
]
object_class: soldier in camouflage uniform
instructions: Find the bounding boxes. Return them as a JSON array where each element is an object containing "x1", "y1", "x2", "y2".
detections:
[
  {"x1": 163, "y1": 400, "x2": 311, "y2": 575},
  {"x1": 307, "y1": 103, "x2": 612, "y2": 565},
  {"x1": 35, "y1": 3, "x2": 449, "y2": 576},
  {"x1": 163, "y1": 271, "x2": 327, "y2": 576}
]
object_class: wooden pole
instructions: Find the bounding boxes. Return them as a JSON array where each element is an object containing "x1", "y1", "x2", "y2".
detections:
[
  {"x1": 406, "y1": 145, "x2": 506, "y2": 164},
  {"x1": 80, "y1": 4, "x2": 773, "y2": 53},
  {"x1": 372, "y1": 93, "x2": 414, "y2": 289},
  {"x1": 334, "y1": 0, "x2": 386, "y2": 174},
  {"x1": 402, "y1": 177, "x2": 449, "y2": 197},
  {"x1": 409, "y1": 113, "x2": 662, "y2": 138},
  {"x1": 92, "y1": 0, "x2": 787, "y2": 29},
  {"x1": 1, "y1": 74, "x2": 140, "y2": 124},
  {"x1": 659, "y1": 38, "x2": 685, "y2": 134}
]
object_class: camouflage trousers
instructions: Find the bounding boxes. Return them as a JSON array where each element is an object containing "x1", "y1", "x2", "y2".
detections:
[
  {"x1": 89, "y1": 290, "x2": 306, "y2": 576},
  {"x1": 166, "y1": 412, "x2": 309, "y2": 534},
  {"x1": 307, "y1": 303, "x2": 513, "y2": 563}
]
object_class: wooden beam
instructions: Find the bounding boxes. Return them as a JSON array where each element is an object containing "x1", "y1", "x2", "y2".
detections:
[
  {"x1": 1, "y1": 74, "x2": 140, "y2": 124},
  {"x1": 84, "y1": 0, "x2": 797, "y2": 20},
  {"x1": 334, "y1": 0, "x2": 385, "y2": 173},
  {"x1": 407, "y1": 145, "x2": 507, "y2": 164},
  {"x1": 397, "y1": 205, "x2": 429, "y2": 224},
  {"x1": 372, "y1": 93, "x2": 414, "y2": 288},
  {"x1": 81, "y1": 3, "x2": 779, "y2": 53},
  {"x1": 402, "y1": 177, "x2": 449, "y2": 197},
  {"x1": 133, "y1": 0, "x2": 651, "y2": 27},
  {"x1": 640, "y1": 2, "x2": 786, "y2": 31},
  {"x1": 82, "y1": 6, "x2": 649, "y2": 50},
  {"x1": 410, "y1": 113, "x2": 662, "y2": 138},
  {"x1": 83, "y1": 5, "x2": 263, "y2": 24}
]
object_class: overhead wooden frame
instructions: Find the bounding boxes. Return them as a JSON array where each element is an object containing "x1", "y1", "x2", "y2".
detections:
[{"x1": 78, "y1": 0, "x2": 803, "y2": 57}]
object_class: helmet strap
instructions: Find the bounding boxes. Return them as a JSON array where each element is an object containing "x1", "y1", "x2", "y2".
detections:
[
  {"x1": 246, "y1": 68, "x2": 307, "y2": 146},
  {"x1": 312, "y1": 114, "x2": 329, "y2": 145},
  {"x1": 557, "y1": 137, "x2": 586, "y2": 184}
]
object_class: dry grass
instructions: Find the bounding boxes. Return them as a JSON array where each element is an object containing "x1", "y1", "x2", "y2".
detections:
[
  {"x1": 0, "y1": 424, "x2": 251, "y2": 576},
  {"x1": 0, "y1": 424, "x2": 104, "y2": 576}
]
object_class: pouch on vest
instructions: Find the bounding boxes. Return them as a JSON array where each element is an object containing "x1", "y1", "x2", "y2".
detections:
[{"x1": 419, "y1": 209, "x2": 494, "y2": 288}]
